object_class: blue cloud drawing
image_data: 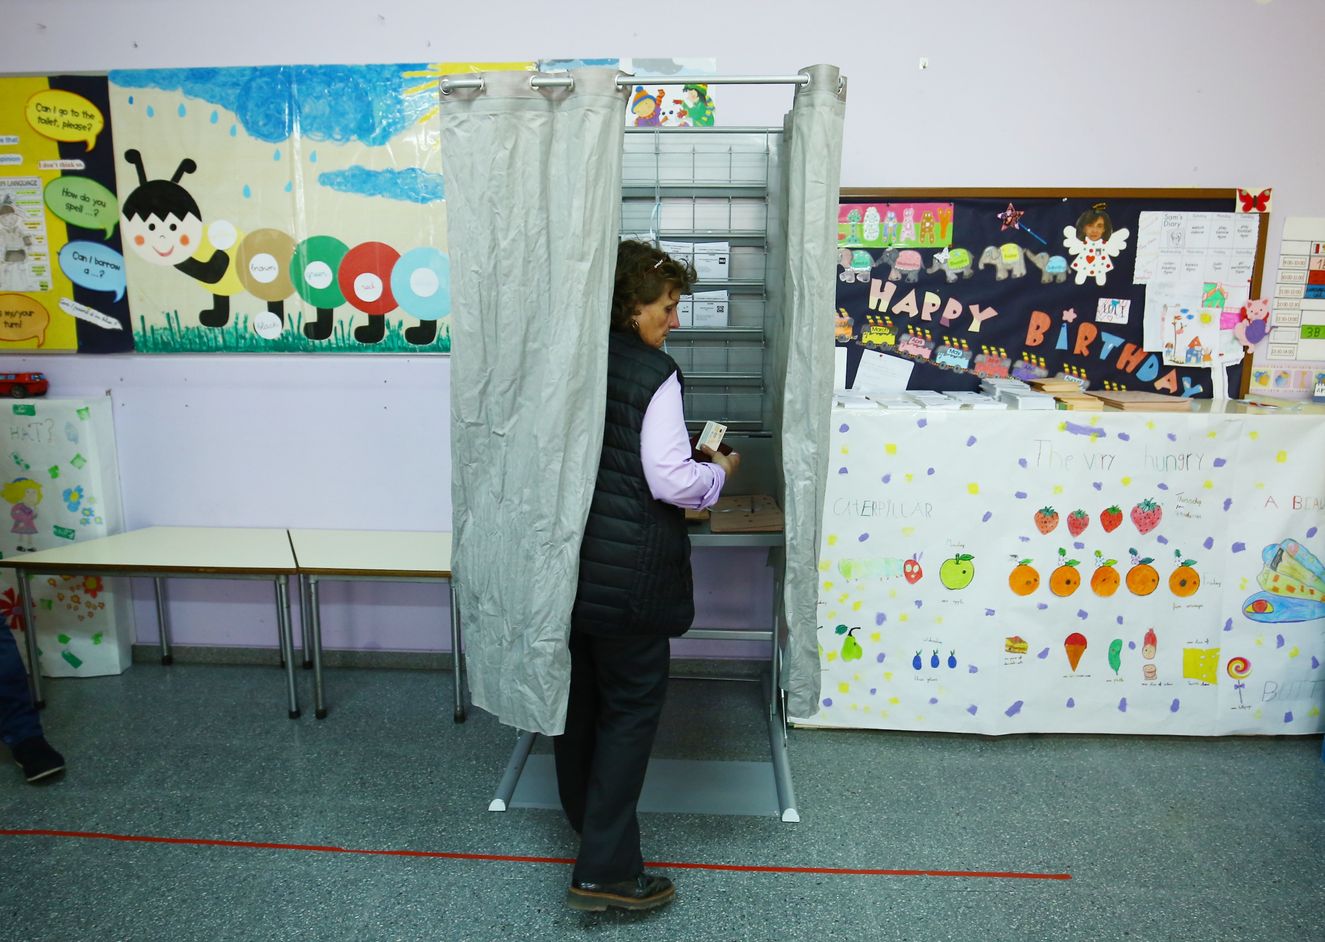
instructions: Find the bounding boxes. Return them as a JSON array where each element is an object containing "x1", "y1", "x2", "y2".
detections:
[
  {"x1": 318, "y1": 167, "x2": 445, "y2": 204},
  {"x1": 110, "y1": 65, "x2": 436, "y2": 146}
]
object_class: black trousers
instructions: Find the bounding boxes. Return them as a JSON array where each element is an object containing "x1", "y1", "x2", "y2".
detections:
[{"x1": 553, "y1": 630, "x2": 671, "y2": 884}]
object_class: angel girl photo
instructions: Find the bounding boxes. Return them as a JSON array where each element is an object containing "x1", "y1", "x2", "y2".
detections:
[{"x1": 1063, "y1": 202, "x2": 1130, "y2": 286}]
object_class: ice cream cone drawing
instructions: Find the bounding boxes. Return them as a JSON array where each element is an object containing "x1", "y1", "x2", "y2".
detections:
[{"x1": 1064, "y1": 632, "x2": 1087, "y2": 671}]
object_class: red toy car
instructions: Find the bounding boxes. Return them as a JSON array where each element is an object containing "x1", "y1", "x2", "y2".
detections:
[{"x1": 0, "y1": 372, "x2": 49, "y2": 398}]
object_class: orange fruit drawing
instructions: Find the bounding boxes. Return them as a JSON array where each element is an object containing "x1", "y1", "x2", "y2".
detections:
[
  {"x1": 1048, "y1": 549, "x2": 1081, "y2": 597},
  {"x1": 1090, "y1": 551, "x2": 1120, "y2": 597},
  {"x1": 1169, "y1": 550, "x2": 1200, "y2": 597},
  {"x1": 1125, "y1": 548, "x2": 1159, "y2": 596},
  {"x1": 1009, "y1": 559, "x2": 1040, "y2": 596}
]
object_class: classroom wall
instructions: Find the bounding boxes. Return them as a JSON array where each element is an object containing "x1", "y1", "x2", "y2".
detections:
[{"x1": 2, "y1": 0, "x2": 1321, "y2": 658}]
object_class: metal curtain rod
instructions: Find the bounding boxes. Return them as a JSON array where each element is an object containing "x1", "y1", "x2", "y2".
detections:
[{"x1": 439, "y1": 73, "x2": 814, "y2": 95}]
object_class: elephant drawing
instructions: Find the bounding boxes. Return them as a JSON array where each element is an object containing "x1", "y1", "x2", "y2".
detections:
[
  {"x1": 926, "y1": 246, "x2": 974, "y2": 283},
  {"x1": 838, "y1": 248, "x2": 879, "y2": 283},
  {"x1": 1026, "y1": 250, "x2": 1069, "y2": 284},
  {"x1": 978, "y1": 243, "x2": 1027, "y2": 280},
  {"x1": 878, "y1": 247, "x2": 923, "y2": 283}
]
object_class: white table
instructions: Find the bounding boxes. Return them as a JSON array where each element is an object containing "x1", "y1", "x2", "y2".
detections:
[
  {"x1": 0, "y1": 527, "x2": 302, "y2": 717},
  {"x1": 287, "y1": 529, "x2": 458, "y2": 721}
]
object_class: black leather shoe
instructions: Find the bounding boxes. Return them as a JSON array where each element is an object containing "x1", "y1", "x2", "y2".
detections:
[{"x1": 567, "y1": 873, "x2": 675, "y2": 912}]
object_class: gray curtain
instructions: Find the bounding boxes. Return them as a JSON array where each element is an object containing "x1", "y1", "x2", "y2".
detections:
[
  {"x1": 769, "y1": 65, "x2": 847, "y2": 719},
  {"x1": 440, "y1": 69, "x2": 626, "y2": 736}
]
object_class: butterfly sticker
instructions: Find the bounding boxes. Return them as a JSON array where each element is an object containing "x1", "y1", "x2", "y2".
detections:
[{"x1": 1236, "y1": 188, "x2": 1272, "y2": 214}]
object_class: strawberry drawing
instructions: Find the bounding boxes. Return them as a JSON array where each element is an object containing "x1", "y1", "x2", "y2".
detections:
[
  {"x1": 1131, "y1": 499, "x2": 1163, "y2": 535},
  {"x1": 1067, "y1": 509, "x2": 1090, "y2": 538},
  {"x1": 1100, "y1": 505, "x2": 1123, "y2": 533},
  {"x1": 1034, "y1": 506, "x2": 1059, "y2": 535}
]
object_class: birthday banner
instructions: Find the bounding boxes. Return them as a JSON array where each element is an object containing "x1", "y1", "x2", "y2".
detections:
[
  {"x1": 835, "y1": 193, "x2": 1262, "y2": 399},
  {"x1": 793, "y1": 408, "x2": 1325, "y2": 735}
]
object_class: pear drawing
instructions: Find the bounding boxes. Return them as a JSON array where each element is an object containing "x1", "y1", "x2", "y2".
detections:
[{"x1": 1108, "y1": 638, "x2": 1123, "y2": 675}]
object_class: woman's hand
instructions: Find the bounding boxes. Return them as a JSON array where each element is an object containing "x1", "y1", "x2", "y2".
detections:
[{"x1": 702, "y1": 446, "x2": 740, "y2": 478}]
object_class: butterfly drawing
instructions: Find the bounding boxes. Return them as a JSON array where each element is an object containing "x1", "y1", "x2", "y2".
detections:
[{"x1": 1237, "y1": 188, "x2": 1272, "y2": 213}]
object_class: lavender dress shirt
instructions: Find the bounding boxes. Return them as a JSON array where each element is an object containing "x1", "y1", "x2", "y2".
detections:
[{"x1": 639, "y1": 372, "x2": 725, "y2": 510}]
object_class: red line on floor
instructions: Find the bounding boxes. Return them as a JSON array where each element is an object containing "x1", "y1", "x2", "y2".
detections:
[{"x1": 0, "y1": 828, "x2": 1071, "y2": 881}]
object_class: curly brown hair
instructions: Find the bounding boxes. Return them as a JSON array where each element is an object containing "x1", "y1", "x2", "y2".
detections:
[{"x1": 611, "y1": 240, "x2": 696, "y2": 332}]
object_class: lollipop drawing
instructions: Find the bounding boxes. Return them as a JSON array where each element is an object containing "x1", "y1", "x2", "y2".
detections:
[
  {"x1": 996, "y1": 201, "x2": 1047, "y2": 246},
  {"x1": 1228, "y1": 657, "x2": 1251, "y2": 706},
  {"x1": 1064, "y1": 632, "x2": 1088, "y2": 672},
  {"x1": 1242, "y1": 538, "x2": 1325, "y2": 623}
]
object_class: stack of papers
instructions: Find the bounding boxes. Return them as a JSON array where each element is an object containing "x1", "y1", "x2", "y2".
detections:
[
  {"x1": 980, "y1": 377, "x2": 1030, "y2": 397},
  {"x1": 905, "y1": 391, "x2": 963, "y2": 410},
  {"x1": 1002, "y1": 391, "x2": 1059, "y2": 410},
  {"x1": 660, "y1": 239, "x2": 730, "y2": 281},
  {"x1": 1054, "y1": 394, "x2": 1105, "y2": 412},
  {"x1": 1028, "y1": 377, "x2": 1085, "y2": 394},
  {"x1": 1090, "y1": 390, "x2": 1196, "y2": 412},
  {"x1": 871, "y1": 395, "x2": 924, "y2": 411},
  {"x1": 678, "y1": 289, "x2": 729, "y2": 328},
  {"x1": 833, "y1": 391, "x2": 880, "y2": 410},
  {"x1": 943, "y1": 391, "x2": 1008, "y2": 410}
]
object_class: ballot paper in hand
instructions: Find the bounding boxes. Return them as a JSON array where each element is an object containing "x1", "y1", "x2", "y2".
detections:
[{"x1": 852, "y1": 349, "x2": 913, "y2": 396}]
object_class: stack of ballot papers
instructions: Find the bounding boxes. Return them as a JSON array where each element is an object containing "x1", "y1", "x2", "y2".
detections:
[
  {"x1": 833, "y1": 390, "x2": 880, "y2": 410},
  {"x1": 980, "y1": 377, "x2": 1030, "y2": 396},
  {"x1": 904, "y1": 390, "x2": 963, "y2": 410},
  {"x1": 943, "y1": 391, "x2": 1008, "y2": 410},
  {"x1": 871, "y1": 395, "x2": 924, "y2": 410},
  {"x1": 1002, "y1": 390, "x2": 1059, "y2": 410}
]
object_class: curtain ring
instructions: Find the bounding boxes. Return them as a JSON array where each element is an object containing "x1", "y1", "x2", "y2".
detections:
[
  {"x1": 532, "y1": 74, "x2": 573, "y2": 93},
  {"x1": 440, "y1": 76, "x2": 485, "y2": 96}
]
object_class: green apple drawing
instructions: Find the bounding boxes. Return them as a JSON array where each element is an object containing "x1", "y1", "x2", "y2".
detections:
[{"x1": 939, "y1": 553, "x2": 975, "y2": 590}]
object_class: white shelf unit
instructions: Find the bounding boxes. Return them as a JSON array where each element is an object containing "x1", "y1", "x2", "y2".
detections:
[{"x1": 621, "y1": 127, "x2": 782, "y2": 433}]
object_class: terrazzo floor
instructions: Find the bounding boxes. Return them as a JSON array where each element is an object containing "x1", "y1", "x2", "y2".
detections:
[{"x1": 2, "y1": 660, "x2": 1323, "y2": 941}]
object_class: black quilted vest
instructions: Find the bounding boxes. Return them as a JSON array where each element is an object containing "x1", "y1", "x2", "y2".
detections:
[{"x1": 572, "y1": 330, "x2": 694, "y2": 637}]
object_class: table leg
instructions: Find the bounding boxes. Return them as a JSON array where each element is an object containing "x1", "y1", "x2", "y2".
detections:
[
  {"x1": 17, "y1": 573, "x2": 42, "y2": 709},
  {"x1": 275, "y1": 576, "x2": 300, "y2": 719},
  {"x1": 308, "y1": 576, "x2": 327, "y2": 720},
  {"x1": 299, "y1": 574, "x2": 313, "y2": 670},
  {"x1": 153, "y1": 577, "x2": 173, "y2": 666},
  {"x1": 449, "y1": 578, "x2": 465, "y2": 723}
]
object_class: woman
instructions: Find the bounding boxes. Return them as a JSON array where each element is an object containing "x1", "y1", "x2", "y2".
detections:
[{"x1": 556, "y1": 240, "x2": 740, "y2": 912}]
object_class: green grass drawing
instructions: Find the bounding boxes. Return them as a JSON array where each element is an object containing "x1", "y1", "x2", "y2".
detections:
[{"x1": 134, "y1": 309, "x2": 452, "y2": 354}]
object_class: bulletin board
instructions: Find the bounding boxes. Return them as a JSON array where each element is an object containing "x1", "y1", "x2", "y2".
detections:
[{"x1": 835, "y1": 189, "x2": 1269, "y2": 399}]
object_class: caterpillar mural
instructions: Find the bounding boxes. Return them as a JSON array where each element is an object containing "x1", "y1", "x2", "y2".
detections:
[{"x1": 120, "y1": 150, "x2": 450, "y2": 346}]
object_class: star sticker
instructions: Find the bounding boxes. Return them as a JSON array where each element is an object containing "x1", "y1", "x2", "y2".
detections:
[
  {"x1": 1062, "y1": 308, "x2": 1078, "y2": 323},
  {"x1": 997, "y1": 202, "x2": 1025, "y2": 231}
]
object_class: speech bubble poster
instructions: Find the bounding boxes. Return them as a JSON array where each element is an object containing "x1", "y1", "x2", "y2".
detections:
[
  {"x1": 108, "y1": 65, "x2": 456, "y2": 353},
  {"x1": 0, "y1": 75, "x2": 133, "y2": 353}
]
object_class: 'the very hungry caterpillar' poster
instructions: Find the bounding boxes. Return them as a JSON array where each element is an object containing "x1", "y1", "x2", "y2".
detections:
[
  {"x1": 109, "y1": 65, "x2": 453, "y2": 353},
  {"x1": 795, "y1": 409, "x2": 1325, "y2": 736}
]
